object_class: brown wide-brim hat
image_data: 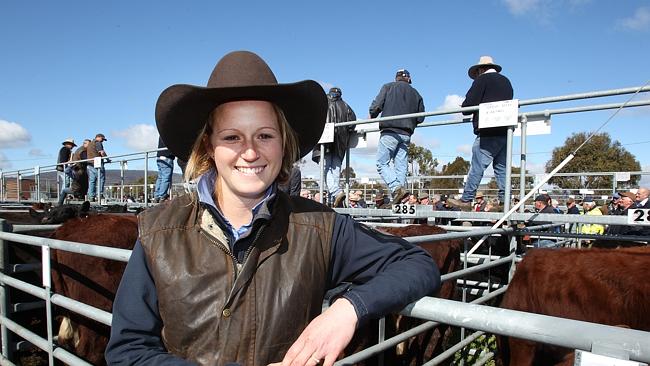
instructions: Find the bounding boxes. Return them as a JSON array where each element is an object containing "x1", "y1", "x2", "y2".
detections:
[
  {"x1": 468, "y1": 55, "x2": 502, "y2": 80},
  {"x1": 155, "y1": 50, "x2": 327, "y2": 162}
]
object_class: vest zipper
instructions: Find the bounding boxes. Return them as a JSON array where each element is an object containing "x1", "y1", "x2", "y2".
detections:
[{"x1": 199, "y1": 230, "x2": 238, "y2": 281}]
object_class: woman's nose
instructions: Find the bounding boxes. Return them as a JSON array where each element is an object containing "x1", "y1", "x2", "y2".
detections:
[{"x1": 241, "y1": 141, "x2": 259, "y2": 160}]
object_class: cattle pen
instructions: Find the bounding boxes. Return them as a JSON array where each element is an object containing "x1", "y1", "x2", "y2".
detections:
[{"x1": 1, "y1": 84, "x2": 650, "y2": 365}]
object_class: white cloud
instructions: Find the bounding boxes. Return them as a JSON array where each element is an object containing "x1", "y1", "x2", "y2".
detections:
[
  {"x1": 436, "y1": 94, "x2": 465, "y2": 119},
  {"x1": 113, "y1": 124, "x2": 159, "y2": 152},
  {"x1": 618, "y1": 6, "x2": 650, "y2": 31},
  {"x1": 502, "y1": 0, "x2": 542, "y2": 16},
  {"x1": 456, "y1": 144, "x2": 472, "y2": 156},
  {"x1": 0, "y1": 151, "x2": 11, "y2": 169},
  {"x1": 28, "y1": 148, "x2": 48, "y2": 157},
  {"x1": 0, "y1": 120, "x2": 31, "y2": 149}
]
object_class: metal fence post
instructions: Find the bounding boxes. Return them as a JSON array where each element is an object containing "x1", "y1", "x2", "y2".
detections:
[
  {"x1": 41, "y1": 246, "x2": 54, "y2": 365},
  {"x1": 16, "y1": 173, "x2": 21, "y2": 204},
  {"x1": 319, "y1": 144, "x2": 325, "y2": 204},
  {"x1": 519, "y1": 115, "x2": 528, "y2": 213},
  {"x1": 504, "y1": 127, "x2": 514, "y2": 213},
  {"x1": 120, "y1": 161, "x2": 125, "y2": 203},
  {"x1": 0, "y1": 171, "x2": 4, "y2": 202},
  {"x1": 144, "y1": 152, "x2": 149, "y2": 206},
  {"x1": 0, "y1": 219, "x2": 12, "y2": 361},
  {"x1": 34, "y1": 166, "x2": 40, "y2": 202}
]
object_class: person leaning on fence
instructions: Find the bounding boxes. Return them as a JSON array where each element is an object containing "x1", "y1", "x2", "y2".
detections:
[
  {"x1": 57, "y1": 138, "x2": 76, "y2": 189},
  {"x1": 312, "y1": 87, "x2": 356, "y2": 208},
  {"x1": 105, "y1": 50, "x2": 440, "y2": 366},
  {"x1": 86, "y1": 133, "x2": 108, "y2": 201},
  {"x1": 448, "y1": 56, "x2": 513, "y2": 211},
  {"x1": 369, "y1": 69, "x2": 424, "y2": 205},
  {"x1": 580, "y1": 196, "x2": 605, "y2": 235}
]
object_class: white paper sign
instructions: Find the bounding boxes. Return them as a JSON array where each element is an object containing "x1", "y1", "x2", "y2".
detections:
[
  {"x1": 579, "y1": 189, "x2": 594, "y2": 194},
  {"x1": 514, "y1": 120, "x2": 551, "y2": 136},
  {"x1": 616, "y1": 172, "x2": 631, "y2": 182},
  {"x1": 317, "y1": 123, "x2": 335, "y2": 144},
  {"x1": 628, "y1": 208, "x2": 650, "y2": 226},
  {"x1": 94, "y1": 157, "x2": 102, "y2": 167},
  {"x1": 575, "y1": 350, "x2": 646, "y2": 366},
  {"x1": 478, "y1": 99, "x2": 519, "y2": 129}
]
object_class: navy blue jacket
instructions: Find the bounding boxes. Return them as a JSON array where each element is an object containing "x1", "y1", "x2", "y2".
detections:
[
  {"x1": 369, "y1": 80, "x2": 424, "y2": 135},
  {"x1": 462, "y1": 72, "x2": 514, "y2": 136}
]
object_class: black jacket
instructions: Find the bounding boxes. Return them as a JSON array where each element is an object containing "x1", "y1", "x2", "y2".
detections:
[
  {"x1": 56, "y1": 146, "x2": 72, "y2": 172},
  {"x1": 369, "y1": 81, "x2": 424, "y2": 135},
  {"x1": 462, "y1": 72, "x2": 514, "y2": 136},
  {"x1": 312, "y1": 97, "x2": 356, "y2": 163}
]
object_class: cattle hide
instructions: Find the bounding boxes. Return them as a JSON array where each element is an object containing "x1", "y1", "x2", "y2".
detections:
[
  {"x1": 344, "y1": 224, "x2": 462, "y2": 366},
  {"x1": 50, "y1": 214, "x2": 138, "y2": 365},
  {"x1": 497, "y1": 246, "x2": 650, "y2": 366}
]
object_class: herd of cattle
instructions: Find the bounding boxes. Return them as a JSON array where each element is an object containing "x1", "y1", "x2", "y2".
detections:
[{"x1": 0, "y1": 201, "x2": 648, "y2": 366}]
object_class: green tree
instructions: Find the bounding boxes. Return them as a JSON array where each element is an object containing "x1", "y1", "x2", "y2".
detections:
[
  {"x1": 340, "y1": 166, "x2": 356, "y2": 179},
  {"x1": 431, "y1": 156, "x2": 470, "y2": 193},
  {"x1": 136, "y1": 175, "x2": 158, "y2": 184},
  {"x1": 545, "y1": 132, "x2": 641, "y2": 189},
  {"x1": 487, "y1": 166, "x2": 534, "y2": 190},
  {"x1": 407, "y1": 143, "x2": 438, "y2": 176}
]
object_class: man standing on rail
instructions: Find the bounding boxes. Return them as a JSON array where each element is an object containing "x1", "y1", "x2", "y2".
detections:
[
  {"x1": 369, "y1": 69, "x2": 425, "y2": 205},
  {"x1": 86, "y1": 133, "x2": 108, "y2": 202},
  {"x1": 312, "y1": 87, "x2": 356, "y2": 207},
  {"x1": 448, "y1": 56, "x2": 513, "y2": 211},
  {"x1": 56, "y1": 138, "x2": 76, "y2": 190}
]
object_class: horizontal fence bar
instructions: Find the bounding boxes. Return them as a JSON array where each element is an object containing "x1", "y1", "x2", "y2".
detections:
[
  {"x1": 0, "y1": 232, "x2": 131, "y2": 262},
  {"x1": 399, "y1": 297, "x2": 650, "y2": 363},
  {"x1": 10, "y1": 225, "x2": 60, "y2": 233},
  {"x1": 441, "y1": 255, "x2": 514, "y2": 283},
  {"x1": 334, "y1": 286, "x2": 507, "y2": 366},
  {"x1": 423, "y1": 330, "x2": 484, "y2": 366},
  {"x1": 0, "y1": 315, "x2": 92, "y2": 366}
]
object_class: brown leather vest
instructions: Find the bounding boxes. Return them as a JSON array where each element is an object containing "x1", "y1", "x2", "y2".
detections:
[{"x1": 138, "y1": 193, "x2": 335, "y2": 366}]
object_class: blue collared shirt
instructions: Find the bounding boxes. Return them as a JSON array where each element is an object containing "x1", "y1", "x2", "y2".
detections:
[{"x1": 196, "y1": 169, "x2": 274, "y2": 243}]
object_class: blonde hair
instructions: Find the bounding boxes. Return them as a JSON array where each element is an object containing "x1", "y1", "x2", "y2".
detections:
[{"x1": 183, "y1": 102, "x2": 299, "y2": 186}]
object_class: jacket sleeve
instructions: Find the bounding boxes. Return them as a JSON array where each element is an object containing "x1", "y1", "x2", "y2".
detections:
[
  {"x1": 416, "y1": 94, "x2": 425, "y2": 124},
  {"x1": 327, "y1": 215, "x2": 440, "y2": 326},
  {"x1": 369, "y1": 84, "x2": 388, "y2": 118},
  {"x1": 105, "y1": 241, "x2": 198, "y2": 366}
]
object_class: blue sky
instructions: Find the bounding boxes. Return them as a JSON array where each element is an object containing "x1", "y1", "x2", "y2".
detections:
[{"x1": 1, "y1": 1, "x2": 649, "y2": 184}]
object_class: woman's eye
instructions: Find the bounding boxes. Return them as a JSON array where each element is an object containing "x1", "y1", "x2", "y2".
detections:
[
  {"x1": 259, "y1": 133, "x2": 275, "y2": 140},
  {"x1": 223, "y1": 135, "x2": 239, "y2": 141}
]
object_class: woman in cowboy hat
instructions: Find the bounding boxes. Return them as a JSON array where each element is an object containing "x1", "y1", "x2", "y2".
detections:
[{"x1": 106, "y1": 51, "x2": 439, "y2": 366}]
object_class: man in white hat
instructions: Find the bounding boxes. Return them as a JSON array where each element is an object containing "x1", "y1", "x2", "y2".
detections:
[
  {"x1": 56, "y1": 138, "x2": 77, "y2": 191},
  {"x1": 449, "y1": 56, "x2": 513, "y2": 211}
]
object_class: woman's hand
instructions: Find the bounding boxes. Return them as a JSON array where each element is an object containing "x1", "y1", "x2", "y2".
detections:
[{"x1": 272, "y1": 297, "x2": 358, "y2": 366}]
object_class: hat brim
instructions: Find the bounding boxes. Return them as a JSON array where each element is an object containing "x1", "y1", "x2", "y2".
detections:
[
  {"x1": 155, "y1": 80, "x2": 327, "y2": 162},
  {"x1": 62, "y1": 141, "x2": 77, "y2": 147},
  {"x1": 468, "y1": 63, "x2": 502, "y2": 80}
]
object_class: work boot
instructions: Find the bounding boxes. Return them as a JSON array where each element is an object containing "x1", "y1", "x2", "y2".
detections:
[
  {"x1": 447, "y1": 198, "x2": 472, "y2": 211},
  {"x1": 333, "y1": 192, "x2": 346, "y2": 208},
  {"x1": 391, "y1": 187, "x2": 409, "y2": 205}
]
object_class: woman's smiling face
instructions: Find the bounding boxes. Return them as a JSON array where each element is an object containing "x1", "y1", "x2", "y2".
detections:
[{"x1": 207, "y1": 100, "x2": 283, "y2": 202}]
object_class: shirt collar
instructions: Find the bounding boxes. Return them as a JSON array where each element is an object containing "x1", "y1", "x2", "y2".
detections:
[
  {"x1": 484, "y1": 68, "x2": 497, "y2": 74},
  {"x1": 196, "y1": 168, "x2": 274, "y2": 214}
]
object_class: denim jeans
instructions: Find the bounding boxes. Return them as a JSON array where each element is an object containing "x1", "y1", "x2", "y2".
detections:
[
  {"x1": 154, "y1": 158, "x2": 174, "y2": 199},
  {"x1": 58, "y1": 187, "x2": 74, "y2": 205},
  {"x1": 461, "y1": 135, "x2": 507, "y2": 202},
  {"x1": 57, "y1": 171, "x2": 69, "y2": 190},
  {"x1": 324, "y1": 153, "x2": 342, "y2": 202},
  {"x1": 376, "y1": 131, "x2": 410, "y2": 193},
  {"x1": 87, "y1": 165, "x2": 105, "y2": 199}
]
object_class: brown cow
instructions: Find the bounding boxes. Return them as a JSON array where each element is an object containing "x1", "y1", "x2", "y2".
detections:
[
  {"x1": 50, "y1": 214, "x2": 138, "y2": 365},
  {"x1": 498, "y1": 246, "x2": 650, "y2": 366},
  {"x1": 344, "y1": 224, "x2": 462, "y2": 366}
]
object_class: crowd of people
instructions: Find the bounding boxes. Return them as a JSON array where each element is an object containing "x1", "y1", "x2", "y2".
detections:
[{"x1": 56, "y1": 134, "x2": 108, "y2": 204}]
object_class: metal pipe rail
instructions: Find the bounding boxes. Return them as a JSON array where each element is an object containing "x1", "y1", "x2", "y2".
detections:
[
  {"x1": 518, "y1": 231, "x2": 650, "y2": 243},
  {"x1": 400, "y1": 223, "x2": 560, "y2": 244},
  {"x1": 0, "y1": 316, "x2": 91, "y2": 366},
  {"x1": 333, "y1": 85, "x2": 650, "y2": 128},
  {"x1": 334, "y1": 287, "x2": 507, "y2": 365},
  {"x1": 0, "y1": 231, "x2": 131, "y2": 263},
  {"x1": 10, "y1": 224, "x2": 60, "y2": 233},
  {"x1": 399, "y1": 297, "x2": 650, "y2": 363},
  {"x1": 336, "y1": 207, "x2": 635, "y2": 225},
  {"x1": 441, "y1": 255, "x2": 513, "y2": 283}
]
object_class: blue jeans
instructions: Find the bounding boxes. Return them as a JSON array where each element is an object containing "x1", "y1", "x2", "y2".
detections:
[
  {"x1": 324, "y1": 153, "x2": 342, "y2": 202},
  {"x1": 376, "y1": 131, "x2": 410, "y2": 193},
  {"x1": 461, "y1": 135, "x2": 507, "y2": 202},
  {"x1": 154, "y1": 158, "x2": 174, "y2": 199},
  {"x1": 87, "y1": 165, "x2": 105, "y2": 199},
  {"x1": 58, "y1": 187, "x2": 74, "y2": 205}
]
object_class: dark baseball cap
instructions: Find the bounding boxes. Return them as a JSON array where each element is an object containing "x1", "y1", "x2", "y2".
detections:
[
  {"x1": 95, "y1": 133, "x2": 107, "y2": 141},
  {"x1": 395, "y1": 69, "x2": 410, "y2": 78},
  {"x1": 534, "y1": 194, "x2": 549, "y2": 202}
]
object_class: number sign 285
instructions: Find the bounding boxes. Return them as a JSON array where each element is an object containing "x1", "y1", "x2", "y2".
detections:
[
  {"x1": 627, "y1": 208, "x2": 650, "y2": 226},
  {"x1": 392, "y1": 204, "x2": 416, "y2": 217}
]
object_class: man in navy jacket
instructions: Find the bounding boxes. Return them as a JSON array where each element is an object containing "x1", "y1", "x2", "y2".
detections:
[{"x1": 449, "y1": 56, "x2": 513, "y2": 211}]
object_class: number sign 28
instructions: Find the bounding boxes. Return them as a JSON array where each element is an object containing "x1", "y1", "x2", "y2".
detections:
[
  {"x1": 392, "y1": 204, "x2": 416, "y2": 217},
  {"x1": 627, "y1": 209, "x2": 650, "y2": 226}
]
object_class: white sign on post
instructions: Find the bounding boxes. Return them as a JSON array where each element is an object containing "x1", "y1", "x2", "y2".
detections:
[
  {"x1": 94, "y1": 157, "x2": 102, "y2": 167},
  {"x1": 616, "y1": 172, "x2": 631, "y2": 182},
  {"x1": 317, "y1": 123, "x2": 335, "y2": 144},
  {"x1": 628, "y1": 208, "x2": 650, "y2": 226},
  {"x1": 478, "y1": 99, "x2": 519, "y2": 129}
]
